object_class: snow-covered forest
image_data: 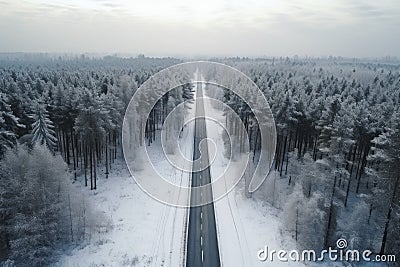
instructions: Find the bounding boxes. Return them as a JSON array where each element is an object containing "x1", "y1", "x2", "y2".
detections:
[
  {"x1": 226, "y1": 57, "x2": 400, "y2": 260},
  {"x1": 0, "y1": 55, "x2": 185, "y2": 266},
  {"x1": 0, "y1": 55, "x2": 399, "y2": 266}
]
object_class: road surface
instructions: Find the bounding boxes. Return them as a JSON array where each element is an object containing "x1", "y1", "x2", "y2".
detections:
[{"x1": 186, "y1": 82, "x2": 221, "y2": 267}]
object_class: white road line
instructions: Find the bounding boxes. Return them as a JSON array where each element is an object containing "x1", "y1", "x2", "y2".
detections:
[
  {"x1": 201, "y1": 235, "x2": 203, "y2": 247},
  {"x1": 201, "y1": 250, "x2": 204, "y2": 262},
  {"x1": 201, "y1": 223, "x2": 203, "y2": 231},
  {"x1": 200, "y1": 211, "x2": 203, "y2": 220}
]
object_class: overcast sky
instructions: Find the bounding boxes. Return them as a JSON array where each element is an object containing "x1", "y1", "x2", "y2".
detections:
[{"x1": 0, "y1": 0, "x2": 399, "y2": 57}]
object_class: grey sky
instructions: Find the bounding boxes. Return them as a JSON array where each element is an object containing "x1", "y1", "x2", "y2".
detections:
[{"x1": 0, "y1": 0, "x2": 399, "y2": 57}]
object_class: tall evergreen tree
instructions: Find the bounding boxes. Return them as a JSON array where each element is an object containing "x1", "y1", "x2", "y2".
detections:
[
  {"x1": 31, "y1": 103, "x2": 57, "y2": 151},
  {"x1": 0, "y1": 93, "x2": 22, "y2": 156}
]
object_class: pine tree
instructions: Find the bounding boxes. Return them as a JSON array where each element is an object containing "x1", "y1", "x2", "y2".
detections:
[
  {"x1": 31, "y1": 103, "x2": 57, "y2": 151},
  {"x1": 0, "y1": 93, "x2": 22, "y2": 156}
]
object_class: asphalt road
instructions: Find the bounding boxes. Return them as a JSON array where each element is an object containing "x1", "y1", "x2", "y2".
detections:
[{"x1": 186, "y1": 83, "x2": 221, "y2": 267}]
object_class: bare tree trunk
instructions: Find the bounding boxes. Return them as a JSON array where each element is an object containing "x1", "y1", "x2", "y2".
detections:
[
  {"x1": 356, "y1": 145, "x2": 370, "y2": 193},
  {"x1": 94, "y1": 146, "x2": 97, "y2": 190},
  {"x1": 84, "y1": 144, "x2": 88, "y2": 187},
  {"x1": 253, "y1": 127, "x2": 260, "y2": 162},
  {"x1": 324, "y1": 175, "x2": 337, "y2": 249},
  {"x1": 312, "y1": 134, "x2": 318, "y2": 161},
  {"x1": 280, "y1": 135, "x2": 288, "y2": 176},
  {"x1": 68, "y1": 194, "x2": 74, "y2": 242},
  {"x1": 295, "y1": 205, "x2": 299, "y2": 242},
  {"x1": 275, "y1": 136, "x2": 281, "y2": 170},
  {"x1": 90, "y1": 147, "x2": 93, "y2": 190},
  {"x1": 70, "y1": 128, "x2": 77, "y2": 180},
  {"x1": 380, "y1": 173, "x2": 399, "y2": 254},
  {"x1": 105, "y1": 135, "x2": 109, "y2": 179},
  {"x1": 285, "y1": 131, "x2": 292, "y2": 175},
  {"x1": 66, "y1": 130, "x2": 71, "y2": 165}
]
